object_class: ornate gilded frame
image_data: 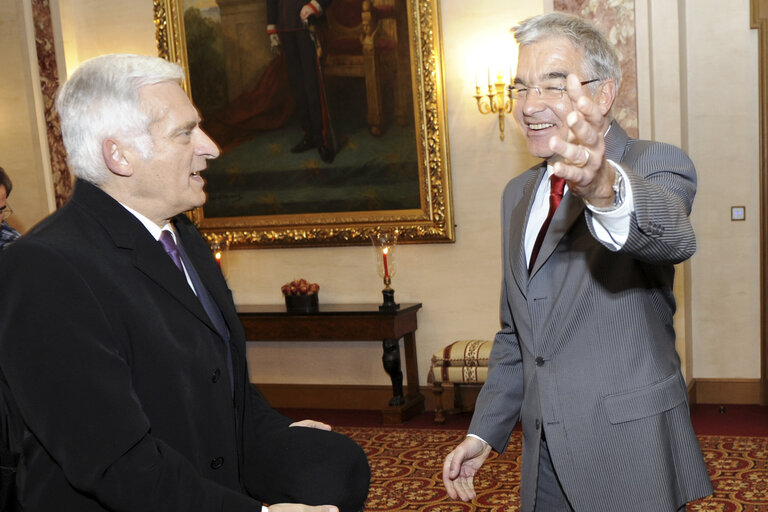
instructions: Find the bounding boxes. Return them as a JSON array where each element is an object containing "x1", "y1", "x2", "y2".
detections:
[{"x1": 153, "y1": 0, "x2": 453, "y2": 248}]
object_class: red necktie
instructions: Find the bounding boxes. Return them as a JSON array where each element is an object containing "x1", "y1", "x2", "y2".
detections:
[{"x1": 529, "y1": 175, "x2": 566, "y2": 272}]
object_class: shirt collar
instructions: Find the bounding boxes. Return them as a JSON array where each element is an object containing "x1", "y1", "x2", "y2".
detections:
[{"x1": 119, "y1": 203, "x2": 175, "y2": 242}]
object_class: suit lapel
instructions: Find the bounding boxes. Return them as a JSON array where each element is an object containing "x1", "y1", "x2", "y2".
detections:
[
  {"x1": 131, "y1": 237, "x2": 218, "y2": 334},
  {"x1": 174, "y1": 217, "x2": 241, "y2": 400},
  {"x1": 526, "y1": 122, "x2": 627, "y2": 278},
  {"x1": 70, "y1": 180, "x2": 221, "y2": 334},
  {"x1": 528, "y1": 191, "x2": 584, "y2": 277},
  {"x1": 510, "y1": 164, "x2": 545, "y2": 294},
  {"x1": 174, "y1": 218, "x2": 234, "y2": 340},
  {"x1": 604, "y1": 120, "x2": 629, "y2": 162}
]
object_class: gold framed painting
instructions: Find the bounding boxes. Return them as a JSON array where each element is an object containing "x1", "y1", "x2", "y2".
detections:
[{"x1": 153, "y1": 0, "x2": 453, "y2": 248}]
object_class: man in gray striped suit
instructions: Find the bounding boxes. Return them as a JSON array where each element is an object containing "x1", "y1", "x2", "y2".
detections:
[{"x1": 442, "y1": 12, "x2": 712, "y2": 512}]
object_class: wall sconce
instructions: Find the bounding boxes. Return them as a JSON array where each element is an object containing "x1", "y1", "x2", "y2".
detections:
[{"x1": 474, "y1": 69, "x2": 513, "y2": 141}]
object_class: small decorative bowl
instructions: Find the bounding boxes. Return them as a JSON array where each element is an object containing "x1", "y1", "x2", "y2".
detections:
[{"x1": 284, "y1": 293, "x2": 319, "y2": 313}]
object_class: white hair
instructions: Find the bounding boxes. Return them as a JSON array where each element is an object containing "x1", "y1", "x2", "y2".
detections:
[
  {"x1": 55, "y1": 54, "x2": 185, "y2": 185},
  {"x1": 513, "y1": 13, "x2": 622, "y2": 93}
]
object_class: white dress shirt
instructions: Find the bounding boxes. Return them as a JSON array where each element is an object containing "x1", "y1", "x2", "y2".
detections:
[{"x1": 524, "y1": 161, "x2": 635, "y2": 268}]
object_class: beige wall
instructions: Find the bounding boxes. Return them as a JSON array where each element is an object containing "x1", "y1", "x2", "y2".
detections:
[
  {"x1": 0, "y1": 0, "x2": 55, "y2": 234},
  {"x1": 2, "y1": 0, "x2": 761, "y2": 389},
  {"x1": 683, "y1": 0, "x2": 761, "y2": 378},
  {"x1": 57, "y1": 0, "x2": 157, "y2": 76}
]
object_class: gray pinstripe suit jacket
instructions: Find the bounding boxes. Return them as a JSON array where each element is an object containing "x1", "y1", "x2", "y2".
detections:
[{"x1": 468, "y1": 122, "x2": 713, "y2": 511}]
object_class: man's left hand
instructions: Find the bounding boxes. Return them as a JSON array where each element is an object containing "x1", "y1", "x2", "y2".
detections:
[
  {"x1": 290, "y1": 419, "x2": 332, "y2": 431},
  {"x1": 547, "y1": 74, "x2": 616, "y2": 208}
]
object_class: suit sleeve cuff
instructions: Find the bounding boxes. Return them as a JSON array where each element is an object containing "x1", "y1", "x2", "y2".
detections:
[
  {"x1": 467, "y1": 433, "x2": 489, "y2": 445},
  {"x1": 586, "y1": 160, "x2": 634, "y2": 249}
]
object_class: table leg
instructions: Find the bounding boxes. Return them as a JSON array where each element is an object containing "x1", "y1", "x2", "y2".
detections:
[
  {"x1": 402, "y1": 331, "x2": 420, "y2": 398},
  {"x1": 382, "y1": 337, "x2": 405, "y2": 406}
]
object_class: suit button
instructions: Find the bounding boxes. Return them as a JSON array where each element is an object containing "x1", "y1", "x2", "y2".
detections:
[
  {"x1": 212, "y1": 368, "x2": 221, "y2": 383},
  {"x1": 535, "y1": 357, "x2": 544, "y2": 366},
  {"x1": 210, "y1": 457, "x2": 224, "y2": 469},
  {"x1": 535, "y1": 419, "x2": 540, "y2": 430}
]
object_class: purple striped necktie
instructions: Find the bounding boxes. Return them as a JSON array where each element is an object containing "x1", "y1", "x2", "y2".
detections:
[{"x1": 159, "y1": 230, "x2": 183, "y2": 272}]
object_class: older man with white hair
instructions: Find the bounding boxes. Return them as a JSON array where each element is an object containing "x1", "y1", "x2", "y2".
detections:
[{"x1": 0, "y1": 53, "x2": 368, "y2": 512}]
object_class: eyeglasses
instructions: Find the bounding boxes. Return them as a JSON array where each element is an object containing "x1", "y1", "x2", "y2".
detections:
[
  {"x1": 0, "y1": 204, "x2": 12, "y2": 220},
  {"x1": 508, "y1": 78, "x2": 601, "y2": 101}
]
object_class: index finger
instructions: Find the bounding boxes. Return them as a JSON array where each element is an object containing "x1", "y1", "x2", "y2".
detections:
[
  {"x1": 565, "y1": 74, "x2": 603, "y2": 126},
  {"x1": 442, "y1": 451, "x2": 460, "y2": 498}
]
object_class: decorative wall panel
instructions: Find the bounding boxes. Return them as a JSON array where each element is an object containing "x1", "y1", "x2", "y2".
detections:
[
  {"x1": 554, "y1": 0, "x2": 639, "y2": 138},
  {"x1": 32, "y1": 0, "x2": 71, "y2": 207}
]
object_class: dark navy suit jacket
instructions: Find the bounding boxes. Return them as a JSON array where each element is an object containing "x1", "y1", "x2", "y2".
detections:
[{"x1": 0, "y1": 180, "x2": 293, "y2": 511}]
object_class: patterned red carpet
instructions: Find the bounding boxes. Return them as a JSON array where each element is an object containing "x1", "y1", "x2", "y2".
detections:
[
  {"x1": 333, "y1": 426, "x2": 768, "y2": 512},
  {"x1": 693, "y1": 435, "x2": 768, "y2": 511},
  {"x1": 336, "y1": 426, "x2": 518, "y2": 511}
]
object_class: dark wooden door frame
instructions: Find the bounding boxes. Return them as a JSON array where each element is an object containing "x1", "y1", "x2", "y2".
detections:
[{"x1": 751, "y1": 0, "x2": 768, "y2": 405}]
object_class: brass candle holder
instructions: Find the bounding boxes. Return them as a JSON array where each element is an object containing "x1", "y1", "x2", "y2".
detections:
[
  {"x1": 370, "y1": 230, "x2": 400, "y2": 311},
  {"x1": 473, "y1": 70, "x2": 513, "y2": 141}
]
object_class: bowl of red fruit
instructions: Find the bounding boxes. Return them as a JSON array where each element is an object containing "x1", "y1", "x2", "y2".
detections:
[{"x1": 281, "y1": 278, "x2": 320, "y2": 313}]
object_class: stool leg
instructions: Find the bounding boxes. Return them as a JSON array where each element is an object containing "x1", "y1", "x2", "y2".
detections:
[{"x1": 433, "y1": 381, "x2": 445, "y2": 423}]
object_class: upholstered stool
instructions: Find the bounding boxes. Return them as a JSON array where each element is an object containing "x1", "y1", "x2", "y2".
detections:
[{"x1": 428, "y1": 339, "x2": 492, "y2": 423}]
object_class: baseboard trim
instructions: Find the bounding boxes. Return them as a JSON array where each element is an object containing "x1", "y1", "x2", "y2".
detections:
[
  {"x1": 256, "y1": 383, "x2": 481, "y2": 412},
  {"x1": 257, "y1": 383, "x2": 440, "y2": 410},
  {"x1": 255, "y1": 384, "x2": 391, "y2": 410},
  {"x1": 690, "y1": 378, "x2": 762, "y2": 405}
]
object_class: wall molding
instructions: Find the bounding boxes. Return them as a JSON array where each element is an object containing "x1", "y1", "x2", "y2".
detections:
[
  {"x1": 259, "y1": 379, "x2": 763, "y2": 412},
  {"x1": 751, "y1": 0, "x2": 768, "y2": 407},
  {"x1": 689, "y1": 378, "x2": 762, "y2": 405}
]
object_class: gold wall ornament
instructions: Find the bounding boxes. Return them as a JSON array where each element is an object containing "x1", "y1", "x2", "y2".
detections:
[
  {"x1": 474, "y1": 70, "x2": 513, "y2": 141},
  {"x1": 153, "y1": 0, "x2": 454, "y2": 248}
]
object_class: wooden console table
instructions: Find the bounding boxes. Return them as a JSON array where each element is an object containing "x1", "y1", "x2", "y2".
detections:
[{"x1": 237, "y1": 303, "x2": 425, "y2": 423}]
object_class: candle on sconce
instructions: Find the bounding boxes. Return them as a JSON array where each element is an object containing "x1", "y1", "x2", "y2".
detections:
[
  {"x1": 369, "y1": 230, "x2": 399, "y2": 311},
  {"x1": 210, "y1": 240, "x2": 227, "y2": 275},
  {"x1": 382, "y1": 247, "x2": 390, "y2": 278}
]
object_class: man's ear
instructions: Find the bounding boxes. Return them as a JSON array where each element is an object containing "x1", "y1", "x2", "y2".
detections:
[
  {"x1": 595, "y1": 78, "x2": 617, "y2": 116},
  {"x1": 102, "y1": 138, "x2": 133, "y2": 177}
]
